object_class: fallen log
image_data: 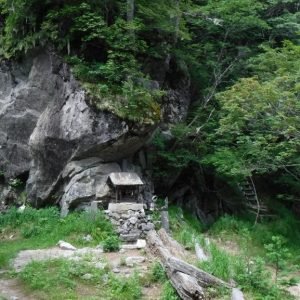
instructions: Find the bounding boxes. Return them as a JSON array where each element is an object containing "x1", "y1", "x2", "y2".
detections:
[
  {"x1": 167, "y1": 256, "x2": 231, "y2": 288},
  {"x1": 158, "y1": 228, "x2": 187, "y2": 260},
  {"x1": 147, "y1": 230, "x2": 232, "y2": 300}
]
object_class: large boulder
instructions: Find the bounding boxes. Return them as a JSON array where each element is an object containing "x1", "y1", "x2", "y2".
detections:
[
  {"x1": 0, "y1": 51, "x2": 58, "y2": 178},
  {"x1": 60, "y1": 158, "x2": 121, "y2": 215},
  {"x1": 0, "y1": 49, "x2": 190, "y2": 210},
  {"x1": 24, "y1": 51, "x2": 155, "y2": 206},
  {"x1": 0, "y1": 48, "x2": 155, "y2": 207}
]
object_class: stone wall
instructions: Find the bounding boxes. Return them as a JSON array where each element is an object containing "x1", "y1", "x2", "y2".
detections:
[{"x1": 105, "y1": 203, "x2": 154, "y2": 242}]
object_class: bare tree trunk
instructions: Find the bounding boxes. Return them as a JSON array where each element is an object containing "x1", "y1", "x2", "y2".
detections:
[
  {"x1": 147, "y1": 230, "x2": 232, "y2": 300},
  {"x1": 161, "y1": 197, "x2": 170, "y2": 233},
  {"x1": 127, "y1": 0, "x2": 135, "y2": 41},
  {"x1": 158, "y1": 228, "x2": 187, "y2": 259},
  {"x1": 173, "y1": 0, "x2": 180, "y2": 44},
  {"x1": 127, "y1": 0, "x2": 134, "y2": 22}
]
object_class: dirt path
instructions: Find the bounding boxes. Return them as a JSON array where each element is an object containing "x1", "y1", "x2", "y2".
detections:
[
  {"x1": 0, "y1": 278, "x2": 36, "y2": 300},
  {"x1": 0, "y1": 246, "x2": 161, "y2": 300}
]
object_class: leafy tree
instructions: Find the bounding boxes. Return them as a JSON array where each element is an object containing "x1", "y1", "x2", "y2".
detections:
[
  {"x1": 264, "y1": 235, "x2": 291, "y2": 282},
  {"x1": 202, "y1": 42, "x2": 300, "y2": 181}
]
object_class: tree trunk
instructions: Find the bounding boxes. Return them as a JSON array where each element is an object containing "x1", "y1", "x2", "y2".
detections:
[
  {"x1": 173, "y1": 0, "x2": 180, "y2": 44},
  {"x1": 126, "y1": 0, "x2": 135, "y2": 41},
  {"x1": 161, "y1": 197, "x2": 170, "y2": 233},
  {"x1": 147, "y1": 230, "x2": 232, "y2": 299},
  {"x1": 158, "y1": 228, "x2": 187, "y2": 259},
  {"x1": 127, "y1": 0, "x2": 134, "y2": 22}
]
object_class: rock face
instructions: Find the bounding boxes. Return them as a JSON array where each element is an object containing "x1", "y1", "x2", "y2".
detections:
[
  {"x1": 145, "y1": 56, "x2": 191, "y2": 124},
  {"x1": 0, "y1": 49, "x2": 192, "y2": 210},
  {"x1": 0, "y1": 51, "x2": 58, "y2": 178},
  {"x1": 25, "y1": 51, "x2": 155, "y2": 206},
  {"x1": 0, "y1": 49, "x2": 155, "y2": 208},
  {"x1": 60, "y1": 158, "x2": 121, "y2": 215}
]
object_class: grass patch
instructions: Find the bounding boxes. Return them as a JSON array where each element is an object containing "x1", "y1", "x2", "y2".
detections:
[
  {"x1": 0, "y1": 207, "x2": 117, "y2": 268},
  {"x1": 105, "y1": 271, "x2": 142, "y2": 300},
  {"x1": 160, "y1": 281, "x2": 180, "y2": 300},
  {"x1": 169, "y1": 205, "x2": 204, "y2": 250},
  {"x1": 210, "y1": 211, "x2": 300, "y2": 264},
  {"x1": 168, "y1": 205, "x2": 298, "y2": 299},
  {"x1": 18, "y1": 258, "x2": 141, "y2": 300}
]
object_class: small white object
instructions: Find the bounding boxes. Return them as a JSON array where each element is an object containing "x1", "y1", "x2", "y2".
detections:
[
  {"x1": 112, "y1": 268, "x2": 120, "y2": 273},
  {"x1": 125, "y1": 256, "x2": 145, "y2": 267},
  {"x1": 17, "y1": 205, "x2": 26, "y2": 213},
  {"x1": 195, "y1": 242, "x2": 209, "y2": 261},
  {"x1": 129, "y1": 217, "x2": 138, "y2": 224},
  {"x1": 57, "y1": 240, "x2": 76, "y2": 251},
  {"x1": 82, "y1": 273, "x2": 93, "y2": 280},
  {"x1": 204, "y1": 237, "x2": 211, "y2": 246},
  {"x1": 82, "y1": 234, "x2": 93, "y2": 242},
  {"x1": 232, "y1": 288, "x2": 245, "y2": 300},
  {"x1": 136, "y1": 239, "x2": 146, "y2": 249}
]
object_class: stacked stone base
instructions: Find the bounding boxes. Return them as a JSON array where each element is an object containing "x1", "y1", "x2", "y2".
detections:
[{"x1": 105, "y1": 203, "x2": 154, "y2": 242}]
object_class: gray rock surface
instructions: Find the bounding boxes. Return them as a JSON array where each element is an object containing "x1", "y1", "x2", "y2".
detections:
[
  {"x1": 0, "y1": 51, "x2": 57, "y2": 178},
  {"x1": 25, "y1": 51, "x2": 155, "y2": 206},
  {"x1": 120, "y1": 233, "x2": 140, "y2": 242},
  {"x1": 125, "y1": 256, "x2": 146, "y2": 267},
  {"x1": 0, "y1": 49, "x2": 155, "y2": 207},
  {"x1": 160, "y1": 59, "x2": 191, "y2": 124},
  {"x1": 60, "y1": 159, "x2": 120, "y2": 215},
  {"x1": 13, "y1": 247, "x2": 104, "y2": 272},
  {"x1": 0, "y1": 49, "x2": 190, "y2": 210}
]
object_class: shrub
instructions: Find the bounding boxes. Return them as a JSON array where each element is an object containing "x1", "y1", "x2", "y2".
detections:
[
  {"x1": 102, "y1": 235, "x2": 120, "y2": 252},
  {"x1": 106, "y1": 273, "x2": 142, "y2": 300},
  {"x1": 264, "y1": 235, "x2": 291, "y2": 282},
  {"x1": 150, "y1": 262, "x2": 166, "y2": 282}
]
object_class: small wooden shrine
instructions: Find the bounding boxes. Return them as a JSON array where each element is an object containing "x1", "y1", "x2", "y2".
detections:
[{"x1": 108, "y1": 172, "x2": 144, "y2": 203}]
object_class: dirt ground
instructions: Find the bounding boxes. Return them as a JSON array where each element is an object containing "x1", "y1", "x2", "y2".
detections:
[{"x1": 0, "y1": 246, "x2": 162, "y2": 300}]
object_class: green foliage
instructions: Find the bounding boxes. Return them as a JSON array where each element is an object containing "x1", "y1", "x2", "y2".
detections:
[
  {"x1": 0, "y1": 0, "x2": 165, "y2": 124},
  {"x1": 161, "y1": 281, "x2": 180, "y2": 300},
  {"x1": 199, "y1": 243, "x2": 233, "y2": 281},
  {"x1": 264, "y1": 235, "x2": 291, "y2": 281},
  {"x1": 169, "y1": 205, "x2": 204, "y2": 249},
  {"x1": 200, "y1": 42, "x2": 300, "y2": 195},
  {"x1": 18, "y1": 258, "x2": 141, "y2": 300},
  {"x1": 1, "y1": 0, "x2": 299, "y2": 127},
  {"x1": 169, "y1": 208, "x2": 297, "y2": 299},
  {"x1": 200, "y1": 223, "x2": 294, "y2": 299},
  {"x1": 106, "y1": 272, "x2": 142, "y2": 300},
  {"x1": 102, "y1": 235, "x2": 120, "y2": 252},
  {"x1": 150, "y1": 262, "x2": 167, "y2": 283},
  {"x1": 210, "y1": 212, "x2": 300, "y2": 262},
  {"x1": 0, "y1": 207, "x2": 116, "y2": 267}
]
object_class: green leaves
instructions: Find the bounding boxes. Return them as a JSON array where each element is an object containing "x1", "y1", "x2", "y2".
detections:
[{"x1": 201, "y1": 42, "x2": 300, "y2": 181}]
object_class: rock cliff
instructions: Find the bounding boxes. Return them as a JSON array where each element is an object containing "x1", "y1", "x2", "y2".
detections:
[{"x1": 0, "y1": 49, "x2": 191, "y2": 212}]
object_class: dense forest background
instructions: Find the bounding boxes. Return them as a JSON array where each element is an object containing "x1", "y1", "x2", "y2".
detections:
[
  {"x1": 0, "y1": 1, "x2": 300, "y2": 299},
  {"x1": 0, "y1": 0, "x2": 299, "y2": 216}
]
